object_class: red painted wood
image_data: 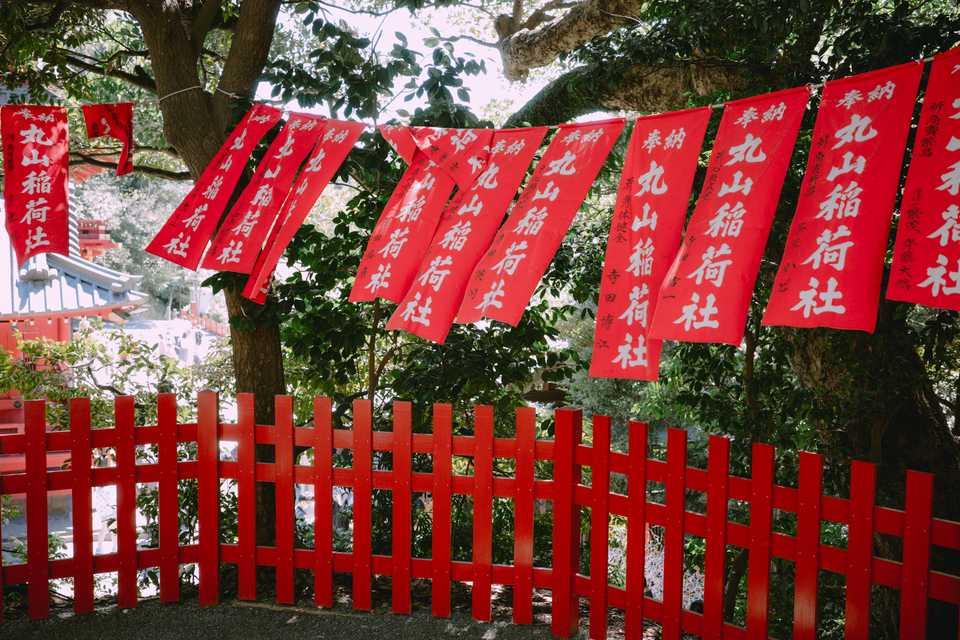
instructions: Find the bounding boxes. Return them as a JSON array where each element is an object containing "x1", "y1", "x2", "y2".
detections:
[
  {"x1": 552, "y1": 408, "x2": 582, "y2": 638},
  {"x1": 275, "y1": 395, "x2": 296, "y2": 605},
  {"x1": 432, "y1": 403, "x2": 453, "y2": 618},
  {"x1": 662, "y1": 428, "x2": 687, "y2": 640},
  {"x1": 352, "y1": 399, "x2": 373, "y2": 611},
  {"x1": 844, "y1": 460, "x2": 876, "y2": 640},
  {"x1": 197, "y1": 391, "x2": 220, "y2": 606},
  {"x1": 115, "y1": 396, "x2": 138, "y2": 610},
  {"x1": 24, "y1": 400, "x2": 49, "y2": 620},
  {"x1": 899, "y1": 471, "x2": 934, "y2": 637},
  {"x1": 71, "y1": 397, "x2": 95, "y2": 613},
  {"x1": 703, "y1": 435, "x2": 730, "y2": 637},
  {"x1": 513, "y1": 407, "x2": 536, "y2": 624},
  {"x1": 392, "y1": 401, "x2": 412, "y2": 614},
  {"x1": 472, "y1": 405, "x2": 494, "y2": 621},
  {"x1": 793, "y1": 452, "x2": 823, "y2": 639},
  {"x1": 314, "y1": 396, "x2": 334, "y2": 608},
  {"x1": 236, "y1": 393, "x2": 257, "y2": 601},
  {"x1": 746, "y1": 443, "x2": 774, "y2": 639},
  {"x1": 589, "y1": 415, "x2": 610, "y2": 639},
  {"x1": 625, "y1": 421, "x2": 647, "y2": 639}
]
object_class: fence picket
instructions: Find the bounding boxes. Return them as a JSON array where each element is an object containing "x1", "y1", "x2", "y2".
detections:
[
  {"x1": 71, "y1": 397, "x2": 94, "y2": 613},
  {"x1": 157, "y1": 393, "x2": 180, "y2": 604},
  {"x1": 115, "y1": 396, "x2": 139, "y2": 610},
  {"x1": 313, "y1": 396, "x2": 334, "y2": 608},
  {"x1": 662, "y1": 428, "x2": 688, "y2": 640},
  {"x1": 431, "y1": 403, "x2": 453, "y2": 618},
  {"x1": 746, "y1": 443, "x2": 775, "y2": 639},
  {"x1": 794, "y1": 451, "x2": 824, "y2": 639},
  {"x1": 391, "y1": 401, "x2": 412, "y2": 614},
  {"x1": 625, "y1": 421, "x2": 648, "y2": 639},
  {"x1": 352, "y1": 398, "x2": 373, "y2": 611},
  {"x1": 589, "y1": 415, "x2": 611, "y2": 639},
  {"x1": 24, "y1": 400, "x2": 49, "y2": 620},
  {"x1": 900, "y1": 471, "x2": 934, "y2": 636},
  {"x1": 197, "y1": 390, "x2": 220, "y2": 606},
  {"x1": 236, "y1": 393, "x2": 257, "y2": 601},
  {"x1": 703, "y1": 435, "x2": 730, "y2": 637},
  {"x1": 513, "y1": 407, "x2": 536, "y2": 624},
  {"x1": 551, "y1": 408, "x2": 582, "y2": 638},
  {"x1": 472, "y1": 405, "x2": 494, "y2": 621},
  {"x1": 844, "y1": 460, "x2": 876, "y2": 640},
  {"x1": 275, "y1": 395, "x2": 295, "y2": 605}
]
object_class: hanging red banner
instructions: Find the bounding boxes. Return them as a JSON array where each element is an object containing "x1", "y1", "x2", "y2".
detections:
[
  {"x1": 242, "y1": 119, "x2": 366, "y2": 303},
  {"x1": 146, "y1": 103, "x2": 283, "y2": 269},
  {"x1": 386, "y1": 126, "x2": 549, "y2": 343},
  {"x1": 763, "y1": 62, "x2": 923, "y2": 332},
  {"x1": 456, "y1": 118, "x2": 626, "y2": 326},
  {"x1": 81, "y1": 102, "x2": 134, "y2": 176},
  {"x1": 202, "y1": 112, "x2": 325, "y2": 273},
  {"x1": 409, "y1": 125, "x2": 494, "y2": 189},
  {"x1": 349, "y1": 127, "x2": 491, "y2": 304},
  {"x1": 589, "y1": 108, "x2": 711, "y2": 379},
  {"x1": 1, "y1": 105, "x2": 70, "y2": 266},
  {"x1": 887, "y1": 49, "x2": 960, "y2": 311},
  {"x1": 380, "y1": 124, "x2": 418, "y2": 164},
  {"x1": 648, "y1": 87, "x2": 809, "y2": 345}
]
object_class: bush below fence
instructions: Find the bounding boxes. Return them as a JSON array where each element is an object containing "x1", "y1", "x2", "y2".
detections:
[{"x1": 0, "y1": 392, "x2": 958, "y2": 638}]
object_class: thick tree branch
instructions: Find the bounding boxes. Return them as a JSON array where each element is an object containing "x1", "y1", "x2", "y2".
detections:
[
  {"x1": 60, "y1": 50, "x2": 157, "y2": 93},
  {"x1": 69, "y1": 151, "x2": 191, "y2": 181}
]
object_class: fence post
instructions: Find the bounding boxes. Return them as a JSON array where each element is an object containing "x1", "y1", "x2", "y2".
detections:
[
  {"x1": 844, "y1": 460, "x2": 876, "y2": 640},
  {"x1": 662, "y1": 428, "x2": 688, "y2": 640},
  {"x1": 551, "y1": 407, "x2": 582, "y2": 638},
  {"x1": 793, "y1": 451, "x2": 824, "y2": 639},
  {"x1": 431, "y1": 403, "x2": 453, "y2": 618},
  {"x1": 197, "y1": 390, "x2": 221, "y2": 606},
  {"x1": 472, "y1": 404, "x2": 494, "y2": 621},
  {"x1": 157, "y1": 393, "x2": 181, "y2": 604},
  {"x1": 313, "y1": 397, "x2": 334, "y2": 608},
  {"x1": 352, "y1": 398, "x2": 373, "y2": 611},
  {"x1": 746, "y1": 443, "x2": 775, "y2": 639},
  {"x1": 625, "y1": 421, "x2": 648, "y2": 639},
  {"x1": 513, "y1": 407, "x2": 536, "y2": 624},
  {"x1": 589, "y1": 415, "x2": 611, "y2": 640},
  {"x1": 900, "y1": 471, "x2": 934, "y2": 637},
  {"x1": 24, "y1": 399, "x2": 49, "y2": 620},
  {"x1": 71, "y1": 397, "x2": 94, "y2": 613},
  {"x1": 275, "y1": 395, "x2": 295, "y2": 605},
  {"x1": 703, "y1": 435, "x2": 730, "y2": 637},
  {"x1": 115, "y1": 396, "x2": 138, "y2": 610},
  {"x1": 236, "y1": 393, "x2": 257, "y2": 601},
  {"x1": 392, "y1": 401, "x2": 412, "y2": 614}
]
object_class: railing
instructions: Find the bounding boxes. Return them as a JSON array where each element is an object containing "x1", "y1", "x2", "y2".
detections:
[{"x1": 0, "y1": 392, "x2": 958, "y2": 638}]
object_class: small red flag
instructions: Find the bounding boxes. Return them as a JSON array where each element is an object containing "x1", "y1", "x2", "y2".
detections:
[{"x1": 81, "y1": 102, "x2": 134, "y2": 176}]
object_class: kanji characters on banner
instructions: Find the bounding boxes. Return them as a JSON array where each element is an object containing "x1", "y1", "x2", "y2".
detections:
[
  {"x1": 589, "y1": 108, "x2": 711, "y2": 379},
  {"x1": 146, "y1": 103, "x2": 283, "y2": 269},
  {"x1": 887, "y1": 49, "x2": 960, "y2": 310},
  {"x1": 81, "y1": 102, "x2": 135, "y2": 176},
  {"x1": 649, "y1": 87, "x2": 810, "y2": 345},
  {"x1": 202, "y1": 113, "x2": 324, "y2": 273},
  {"x1": 386, "y1": 126, "x2": 549, "y2": 343},
  {"x1": 764, "y1": 62, "x2": 923, "y2": 332},
  {"x1": 243, "y1": 119, "x2": 366, "y2": 303},
  {"x1": 349, "y1": 127, "x2": 491, "y2": 304},
  {"x1": 456, "y1": 118, "x2": 626, "y2": 326},
  {"x1": 1, "y1": 105, "x2": 71, "y2": 265}
]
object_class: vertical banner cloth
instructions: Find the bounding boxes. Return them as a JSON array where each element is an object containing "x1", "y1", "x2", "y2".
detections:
[
  {"x1": 887, "y1": 49, "x2": 960, "y2": 310},
  {"x1": 649, "y1": 87, "x2": 810, "y2": 345},
  {"x1": 590, "y1": 108, "x2": 711, "y2": 379},
  {"x1": 242, "y1": 119, "x2": 366, "y2": 303},
  {"x1": 764, "y1": 62, "x2": 923, "y2": 331},
  {"x1": 1, "y1": 105, "x2": 71, "y2": 265},
  {"x1": 81, "y1": 103, "x2": 134, "y2": 176},
  {"x1": 386, "y1": 126, "x2": 549, "y2": 343},
  {"x1": 456, "y1": 118, "x2": 626, "y2": 326},
  {"x1": 146, "y1": 103, "x2": 283, "y2": 269},
  {"x1": 349, "y1": 127, "x2": 492, "y2": 304},
  {"x1": 202, "y1": 112, "x2": 325, "y2": 273}
]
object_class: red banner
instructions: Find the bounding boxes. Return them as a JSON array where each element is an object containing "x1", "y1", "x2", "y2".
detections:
[
  {"x1": 349, "y1": 127, "x2": 491, "y2": 304},
  {"x1": 763, "y1": 62, "x2": 923, "y2": 331},
  {"x1": 386, "y1": 126, "x2": 549, "y2": 343},
  {"x1": 887, "y1": 50, "x2": 960, "y2": 311},
  {"x1": 456, "y1": 118, "x2": 626, "y2": 325},
  {"x1": 202, "y1": 112, "x2": 324, "y2": 273},
  {"x1": 589, "y1": 108, "x2": 711, "y2": 379},
  {"x1": 648, "y1": 87, "x2": 810, "y2": 345},
  {"x1": 81, "y1": 103, "x2": 134, "y2": 176},
  {"x1": 242, "y1": 119, "x2": 366, "y2": 303},
  {"x1": 1, "y1": 105, "x2": 70, "y2": 265},
  {"x1": 409, "y1": 125, "x2": 494, "y2": 188},
  {"x1": 146, "y1": 103, "x2": 283, "y2": 269}
]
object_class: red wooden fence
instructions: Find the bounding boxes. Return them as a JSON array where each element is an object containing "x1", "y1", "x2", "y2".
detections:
[{"x1": 0, "y1": 392, "x2": 959, "y2": 638}]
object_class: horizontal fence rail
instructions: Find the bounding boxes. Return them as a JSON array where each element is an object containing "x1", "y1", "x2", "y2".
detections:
[{"x1": 0, "y1": 392, "x2": 958, "y2": 638}]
